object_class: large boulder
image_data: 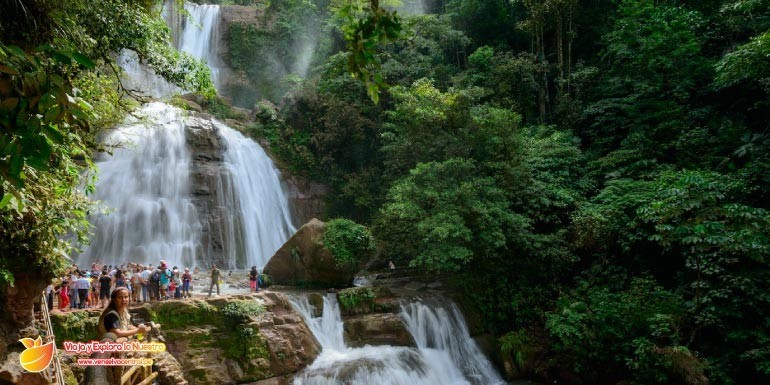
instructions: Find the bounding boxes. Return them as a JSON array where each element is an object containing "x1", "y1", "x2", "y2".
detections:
[
  {"x1": 156, "y1": 293, "x2": 320, "y2": 385},
  {"x1": 263, "y1": 219, "x2": 356, "y2": 287},
  {"x1": 343, "y1": 313, "x2": 414, "y2": 348}
]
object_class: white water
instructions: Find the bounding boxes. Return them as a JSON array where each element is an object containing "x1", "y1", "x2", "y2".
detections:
[
  {"x1": 173, "y1": 2, "x2": 226, "y2": 89},
  {"x1": 79, "y1": 1, "x2": 294, "y2": 269},
  {"x1": 117, "y1": 49, "x2": 179, "y2": 99},
  {"x1": 402, "y1": 300, "x2": 506, "y2": 385},
  {"x1": 289, "y1": 295, "x2": 505, "y2": 385},
  {"x1": 215, "y1": 122, "x2": 296, "y2": 269},
  {"x1": 77, "y1": 103, "x2": 202, "y2": 268}
]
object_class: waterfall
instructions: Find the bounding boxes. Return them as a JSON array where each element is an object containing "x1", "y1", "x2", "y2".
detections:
[
  {"x1": 291, "y1": 295, "x2": 346, "y2": 351},
  {"x1": 215, "y1": 122, "x2": 296, "y2": 269},
  {"x1": 401, "y1": 300, "x2": 506, "y2": 385},
  {"x1": 171, "y1": 2, "x2": 226, "y2": 89},
  {"x1": 289, "y1": 294, "x2": 505, "y2": 385},
  {"x1": 78, "y1": 0, "x2": 294, "y2": 269},
  {"x1": 76, "y1": 103, "x2": 202, "y2": 268}
]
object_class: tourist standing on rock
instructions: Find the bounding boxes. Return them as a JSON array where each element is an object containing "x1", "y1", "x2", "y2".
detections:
[
  {"x1": 208, "y1": 265, "x2": 221, "y2": 297},
  {"x1": 141, "y1": 265, "x2": 151, "y2": 302},
  {"x1": 58, "y1": 281, "x2": 70, "y2": 311},
  {"x1": 114, "y1": 269, "x2": 127, "y2": 289},
  {"x1": 69, "y1": 269, "x2": 79, "y2": 310},
  {"x1": 182, "y1": 267, "x2": 192, "y2": 298},
  {"x1": 76, "y1": 272, "x2": 91, "y2": 309},
  {"x1": 249, "y1": 266, "x2": 259, "y2": 292},
  {"x1": 99, "y1": 270, "x2": 112, "y2": 308},
  {"x1": 159, "y1": 262, "x2": 171, "y2": 300}
]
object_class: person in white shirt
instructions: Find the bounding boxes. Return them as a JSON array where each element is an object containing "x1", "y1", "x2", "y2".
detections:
[
  {"x1": 140, "y1": 265, "x2": 151, "y2": 302},
  {"x1": 76, "y1": 273, "x2": 91, "y2": 309}
]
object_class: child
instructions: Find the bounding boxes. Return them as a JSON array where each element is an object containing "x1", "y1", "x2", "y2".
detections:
[
  {"x1": 168, "y1": 280, "x2": 176, "y2": 299},
  {"x1": 58, "y1": 282, "x2": 70, "y2": 311}
]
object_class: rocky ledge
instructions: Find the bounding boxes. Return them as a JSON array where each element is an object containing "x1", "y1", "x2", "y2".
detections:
[{"x1": 50, "y1": 292, "x2": 320, "y2": 385}]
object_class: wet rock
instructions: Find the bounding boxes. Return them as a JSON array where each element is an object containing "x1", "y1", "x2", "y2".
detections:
[{"x1": 343, "y1": 313, "x2": 415, "y2": 348}]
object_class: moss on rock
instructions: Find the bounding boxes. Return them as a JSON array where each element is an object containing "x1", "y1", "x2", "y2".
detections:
[
  {"x1": 150, "y1": 300, "x2": 220, "y2": 329},
  {"x1": 50, "y1": 311, "x2": 99, "y2": 346}
]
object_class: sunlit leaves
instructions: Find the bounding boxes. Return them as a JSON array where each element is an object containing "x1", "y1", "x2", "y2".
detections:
[
  {"x1": 333, "y1": 0, "x2": 402, "y2": 103},
  {"x1": 715, "y1": 30, "x2": 770, "y2": 92},
  {"x1": 377, "y1": 158, "x2": 523, "y2": 272}
]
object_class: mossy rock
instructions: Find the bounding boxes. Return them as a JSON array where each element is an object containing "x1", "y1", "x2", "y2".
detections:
[
  {"x1": 50, "y1": 311, "x2": 99, "y2": 346},
  {"x1": 149, "y1": 300, "x2": 220, "y2": 329},
  {"x1": 337, "y1": 287, "x2": 377, "y2": 315},
  {"x1": 221, "y1": 299, "x2": 266, "y2": 329}
]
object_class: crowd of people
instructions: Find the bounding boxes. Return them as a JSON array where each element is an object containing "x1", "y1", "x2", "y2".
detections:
[
  {"x1": 46, "y1": 261, "x2": 266, "y2": 312},
  {"x1": 46, "y1": 260, "x2": 200, "y2": 312}
]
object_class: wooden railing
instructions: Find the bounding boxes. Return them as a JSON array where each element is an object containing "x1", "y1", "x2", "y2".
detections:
[
  {"x1": 39, "y1": 292, "x2": 66, "y2": 385},
  {"x1": 121, "y1": 364, "x2": 158, "y2": 385}
]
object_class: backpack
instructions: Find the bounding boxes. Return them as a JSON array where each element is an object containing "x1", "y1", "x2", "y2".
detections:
[{"x1": 151, "y1": 270, "x2": 161, "y2": 283}]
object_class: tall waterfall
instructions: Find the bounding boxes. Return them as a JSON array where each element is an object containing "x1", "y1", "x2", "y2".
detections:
[
  {"x1": 77, "y1": 103, "x2": 202, "y2": 268},
  {"x1": 216, "y1": 121, "x2": 296, "y2": 269},
  {"x1": 78, "y1": 0, "x2": 294, "y2": 269},
  {"x1": 289, "y1": 295, "x2": 506, "y2": 385}
]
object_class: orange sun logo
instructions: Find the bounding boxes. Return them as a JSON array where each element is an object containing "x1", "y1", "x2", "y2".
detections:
[{"x1": 18, "y1": 337, "x2": 54, "y2": 372}]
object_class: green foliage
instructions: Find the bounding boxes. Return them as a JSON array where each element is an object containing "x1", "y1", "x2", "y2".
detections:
[
  {"x1": 323, "y1": 218, "x2": 375, "y2": 268},
  {"x1": 584, "y1": 0, "x2": 712, "y2": 164},
  {"x1": 151, "y1": 301, "x2": 220, "y2": 330},
  {"x1": 225, "y1": 0, "x2": 324, "y2": 104},
  {"x1": 50, "y1": 311, "x2": 99, "y2": 347},
  {"x1": 337, "y1": 286, "x2": 376, "y2": 312},
  {"x1": 499, "y1": 330, "x2": 535, "y2": 370},
  {"x1": 380, "y1": 15, "x2": 470, "y2": 88},
  {"x1": 0, "y1": 44, "x2": 95, "y2": 192},
  {"x1": 715, "y1": 29, "x2": 770, "y2": 92},
  {"x1": 547, "y1": 277, "x2": 687, "y2": 383},
  {"x1": 381, "y1": 78, "x2": 472, "y2": 178},
  {"x1": 378, "y1": 158, "x2": 522, "y2": 272},
  {"x1": 221, "y1": 325, "x2": 270, "y2": 363},
  {"x1": 332, "y1": 0, "x2": 402, "y2": 103},
  {"x1": 221, "y1": 300, "x2": 266, "y2": 327},
  {"x1": 0, "y1": 44, "x2": 96, "y2": 286}
]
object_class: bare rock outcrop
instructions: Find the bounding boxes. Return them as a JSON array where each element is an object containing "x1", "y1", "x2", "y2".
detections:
[{"x1": 343, "y1": 313, "x2": 414, "y2": 348}]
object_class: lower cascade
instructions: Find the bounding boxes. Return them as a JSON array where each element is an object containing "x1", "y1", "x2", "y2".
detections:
[{"x1": 290, "y1": 294, "x2": 506, "y2": 385}]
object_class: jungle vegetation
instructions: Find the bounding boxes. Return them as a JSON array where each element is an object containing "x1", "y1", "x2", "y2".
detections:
[{"x1": 2, "y1": 0, "x2": 769, "y2": 384}]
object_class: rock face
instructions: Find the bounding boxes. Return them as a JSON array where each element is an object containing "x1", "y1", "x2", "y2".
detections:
[
  {"x1": 0, "y1": 272, "x2": 48, "y2": 385},
  {"x1": 263, "y1": 219, "x2": 356, "y2": 287},
  {"x1": 343, "y1": 313, "x2": 414, "y2": 348},
  {"x1": 156, "y1": 293, "x2": 319, "y2": 385},
  {"x1": 47, "y1": 293, "x2": 319, "y2": 385},
  {"x1": 283, "y1": 176, "x2": 328, "y2": 227},
  {"x1": 185, "y1": 115, "x2": 229, "y2": 269}
]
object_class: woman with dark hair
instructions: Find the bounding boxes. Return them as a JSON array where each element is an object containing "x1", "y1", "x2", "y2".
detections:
[
  {"x1": 97, "y1": 287, "x2": 147, "y2": 340},
  {"x1": 114, "y1": 269, "x2": 126, "y2": 288}
]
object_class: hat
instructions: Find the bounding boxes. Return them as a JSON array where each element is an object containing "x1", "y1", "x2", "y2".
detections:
[{"x1": 184, "y1": 268, "x2": 189, "y2": 271}]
